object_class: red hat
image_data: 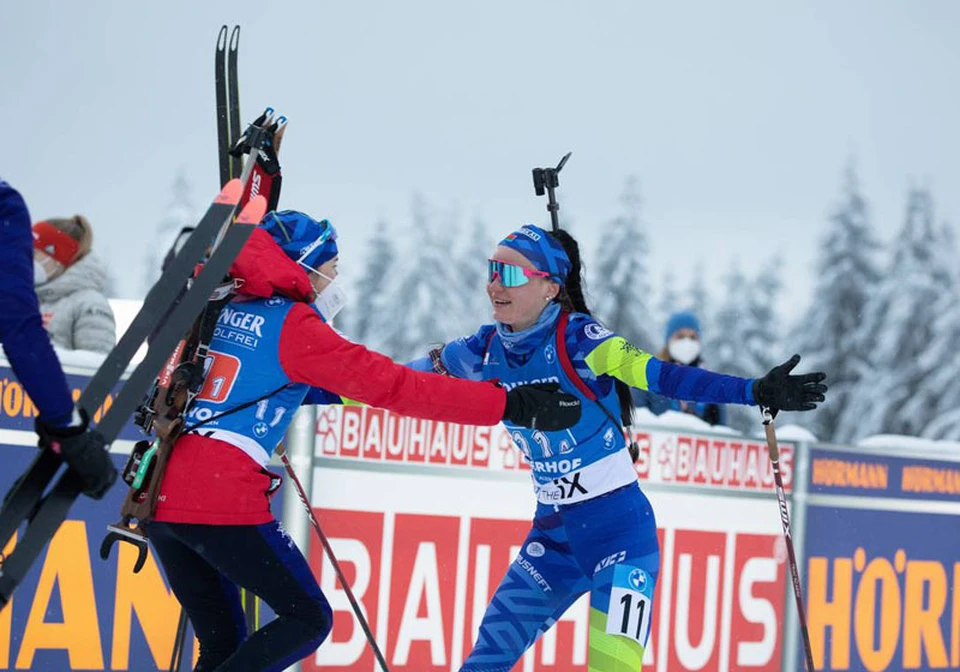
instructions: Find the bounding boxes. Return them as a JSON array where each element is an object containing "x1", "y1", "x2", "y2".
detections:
[{"x1": 32, "y1": 216, "x2": 92, "y2": 266}]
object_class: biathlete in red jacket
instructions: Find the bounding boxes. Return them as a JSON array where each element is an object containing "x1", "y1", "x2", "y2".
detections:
[{"x1": 148, "y1": 210, "x2": 581, "y2": 672}]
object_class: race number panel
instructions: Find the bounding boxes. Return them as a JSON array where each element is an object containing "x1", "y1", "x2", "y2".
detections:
[{"x1": 606, "y1": 564, "x2": 654, "y2": 646}]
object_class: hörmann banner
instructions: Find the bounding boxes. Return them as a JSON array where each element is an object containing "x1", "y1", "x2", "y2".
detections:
[{"x1": 800, "y1": 445, "x2": 960, "y2": 672}]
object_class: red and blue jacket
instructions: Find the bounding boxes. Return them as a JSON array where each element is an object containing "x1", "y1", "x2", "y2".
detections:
[{"x1": 155, "y1": 227, "x2": 508, "y2": 525}]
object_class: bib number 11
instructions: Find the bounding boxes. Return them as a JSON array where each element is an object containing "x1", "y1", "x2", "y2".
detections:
[{"x1": 607, "y1": 587, "x2": 652, "y2": 646}]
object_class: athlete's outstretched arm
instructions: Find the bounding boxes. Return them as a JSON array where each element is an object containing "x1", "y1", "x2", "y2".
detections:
[
  {"x1": 279, "y1": 305, "x2": 506, "y2": 425},
  {"x1": 583, "y1": 336, "x2": 826, "y2": 411},
  {"x1": 280, "y1": 306, "x2": 583, "y2": 430},
  {"x1": 583, "y1": 336, "x2": 756, "y2": 405}
]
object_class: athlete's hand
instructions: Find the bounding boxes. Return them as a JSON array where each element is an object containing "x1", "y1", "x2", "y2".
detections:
[
  {"x1": 36, "y1": 408, "x2": 117, "y2": 500},
  {"x1": 502, "y1": 383, "x2": 582, "y2": 431},
  {"x1": 752, "y1": 354, "x2": 828, "y2": 412}
]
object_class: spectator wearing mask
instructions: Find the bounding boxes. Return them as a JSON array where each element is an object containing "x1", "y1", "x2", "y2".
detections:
[
  {"x1": 633, "y1": 311, "x2": 726, "y2": 426},
  {"x1": 33, "y1": 215, "x2": 116, "y2": 354}
]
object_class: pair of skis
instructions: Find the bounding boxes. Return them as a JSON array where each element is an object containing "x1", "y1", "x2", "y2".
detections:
[
  {"x1": 0, "y1": 178, "x2": 267, "y2": 610},
  {"x1": 217, "y1": 25, "x2": 243, "y2": 187},
  {"x1": 214, "y1": 24, "x2": 267, "y2": 644}
]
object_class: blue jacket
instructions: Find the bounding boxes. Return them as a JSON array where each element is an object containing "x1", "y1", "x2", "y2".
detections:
[{"x1": 0, "y1": 179, "x2": 74, "y2": 426}]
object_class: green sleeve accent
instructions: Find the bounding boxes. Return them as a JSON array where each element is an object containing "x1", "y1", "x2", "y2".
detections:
[
  {"x1": 340, "y1": 397, "x2": 363, "y2": 406},
  {"x1": 583, "y1": 337, "x2": 654, "y2": 391}
]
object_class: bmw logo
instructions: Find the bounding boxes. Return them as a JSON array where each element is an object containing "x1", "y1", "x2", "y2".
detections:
[
  {"x1": 629, "y1": 568, "x2": 647, "y2": 591},
  {"x1": 253, "y1": 422, "x2": 269, "y2": 438}
]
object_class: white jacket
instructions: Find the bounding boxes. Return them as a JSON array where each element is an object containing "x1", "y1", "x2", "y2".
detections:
[{"x1": 36, "y1": 253, "x2": 116, "y2": 354}]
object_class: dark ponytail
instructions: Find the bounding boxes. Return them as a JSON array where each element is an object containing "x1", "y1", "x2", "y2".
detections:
[{"x1": 551, "y1": 229, "x2": 636, "y2": 432}]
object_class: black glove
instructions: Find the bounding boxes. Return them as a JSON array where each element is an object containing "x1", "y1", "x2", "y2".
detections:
[
  {"x1": 503, "y1": 383, "x2": 582, "y2": 431},
  {"x1": 36, "y1": 409, "x2": 118, "y2": 500},
  {"x1": 229, "y1": 108, "x2": 286, "y2": 175},
  {"x1": 752, "y1": 355, "x2": 828, "y2": 412}
]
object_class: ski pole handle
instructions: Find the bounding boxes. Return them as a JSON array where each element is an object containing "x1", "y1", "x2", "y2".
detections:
[{"x1": 760, "y1": 406, "x2": 780, "y2": 461}]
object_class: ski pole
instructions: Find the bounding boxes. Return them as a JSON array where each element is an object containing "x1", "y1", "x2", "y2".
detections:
[
  {"x1": 761, "y1": 407, "x2": 816, "y2": 672},
  {"x1": 169, "y1": 607, "x2": 188, "y2": 672},
  {"x1": 276, "y1": 444, "x2": 392, "y2": 672}
]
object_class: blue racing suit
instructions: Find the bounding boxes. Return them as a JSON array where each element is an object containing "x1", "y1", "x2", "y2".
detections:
[{"x1": 412, "y1": 307, "x2": 756, "y2": 671}]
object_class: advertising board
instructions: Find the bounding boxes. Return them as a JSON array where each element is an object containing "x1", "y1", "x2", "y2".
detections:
[{"x1": 801, "y1": 447, "x2": 960, "y2": 672}]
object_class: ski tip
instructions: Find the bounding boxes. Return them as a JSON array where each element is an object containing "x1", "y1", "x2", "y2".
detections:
[
  {"x1": 217, "y1": 25, "x2": 228, "y2": 48},
  {"x1": 235, "y1": 195, "x2": 268, "y2": 225},
  {"x1": 216, "y1": 179, "x2": 244, "y2": 205}
]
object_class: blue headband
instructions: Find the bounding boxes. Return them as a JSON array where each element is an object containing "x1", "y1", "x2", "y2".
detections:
[{"x1": 498, "y1": 225, "x2": 571, "y2": 282}]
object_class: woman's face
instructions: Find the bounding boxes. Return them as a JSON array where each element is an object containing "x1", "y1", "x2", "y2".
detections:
[
  {"x1": 667, "y1": 328, "x2": 701, "y2": 364},
  {"x1": 486, "y1": 245, "x2": 560, "y2": 330},
  {"x1": 33, "y1": 249, "x2": 65, "y2": 284},
  {"x1": 669, "y1": 328, "x2": 699, "y2": 344},
  {"x1": 309, "y1": 256, "x2": 339, "y2": 294}
]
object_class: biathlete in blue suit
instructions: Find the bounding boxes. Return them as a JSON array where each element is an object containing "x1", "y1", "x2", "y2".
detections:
[
  {"x1": 411, "y1": 224, "x2": 828, "y2": 671},
  {"x1": 0, "y1": 179, "x2": 116, "y2": 503}
]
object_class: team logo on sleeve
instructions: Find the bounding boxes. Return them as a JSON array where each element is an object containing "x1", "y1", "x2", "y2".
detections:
[
  {"x1": 526, "y1": 541, "x2": 546, "y2": 558},
  {"x1": 584, "y1": 323, "x2": 613, "y2": 340}
]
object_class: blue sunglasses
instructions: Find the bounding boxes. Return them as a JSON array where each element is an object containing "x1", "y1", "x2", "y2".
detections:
[{"x1": 487, "y1": 259, "x2": 552, "y2": 288}]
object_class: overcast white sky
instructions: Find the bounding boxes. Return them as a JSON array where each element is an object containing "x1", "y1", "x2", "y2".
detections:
[{"x1": 3, "y1": 1, "x2": 957, "y2": 327}]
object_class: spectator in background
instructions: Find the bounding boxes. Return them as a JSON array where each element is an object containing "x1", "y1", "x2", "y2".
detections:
[
  {"x1": 33, "y1": 215, "x2": 116, "y2": 353},
  {"x1": 634, "y1": 310, "x2": 726, "y2": 426}
]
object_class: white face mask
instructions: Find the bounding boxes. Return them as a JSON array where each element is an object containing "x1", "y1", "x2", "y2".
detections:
[
  {"x1": 33, "y1": 259, "x2": 49, "y2": 285},
  {"x1": 313, "y1": 271, "x2": 347, "y2": 322},
  {"x1": 668, "y1": 337, "x2": 701, "y2": 365}
]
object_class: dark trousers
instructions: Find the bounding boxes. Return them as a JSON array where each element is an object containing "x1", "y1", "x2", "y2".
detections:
[{"x1": 149, "y1": 520, "x2": 332, "y2": 672}]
